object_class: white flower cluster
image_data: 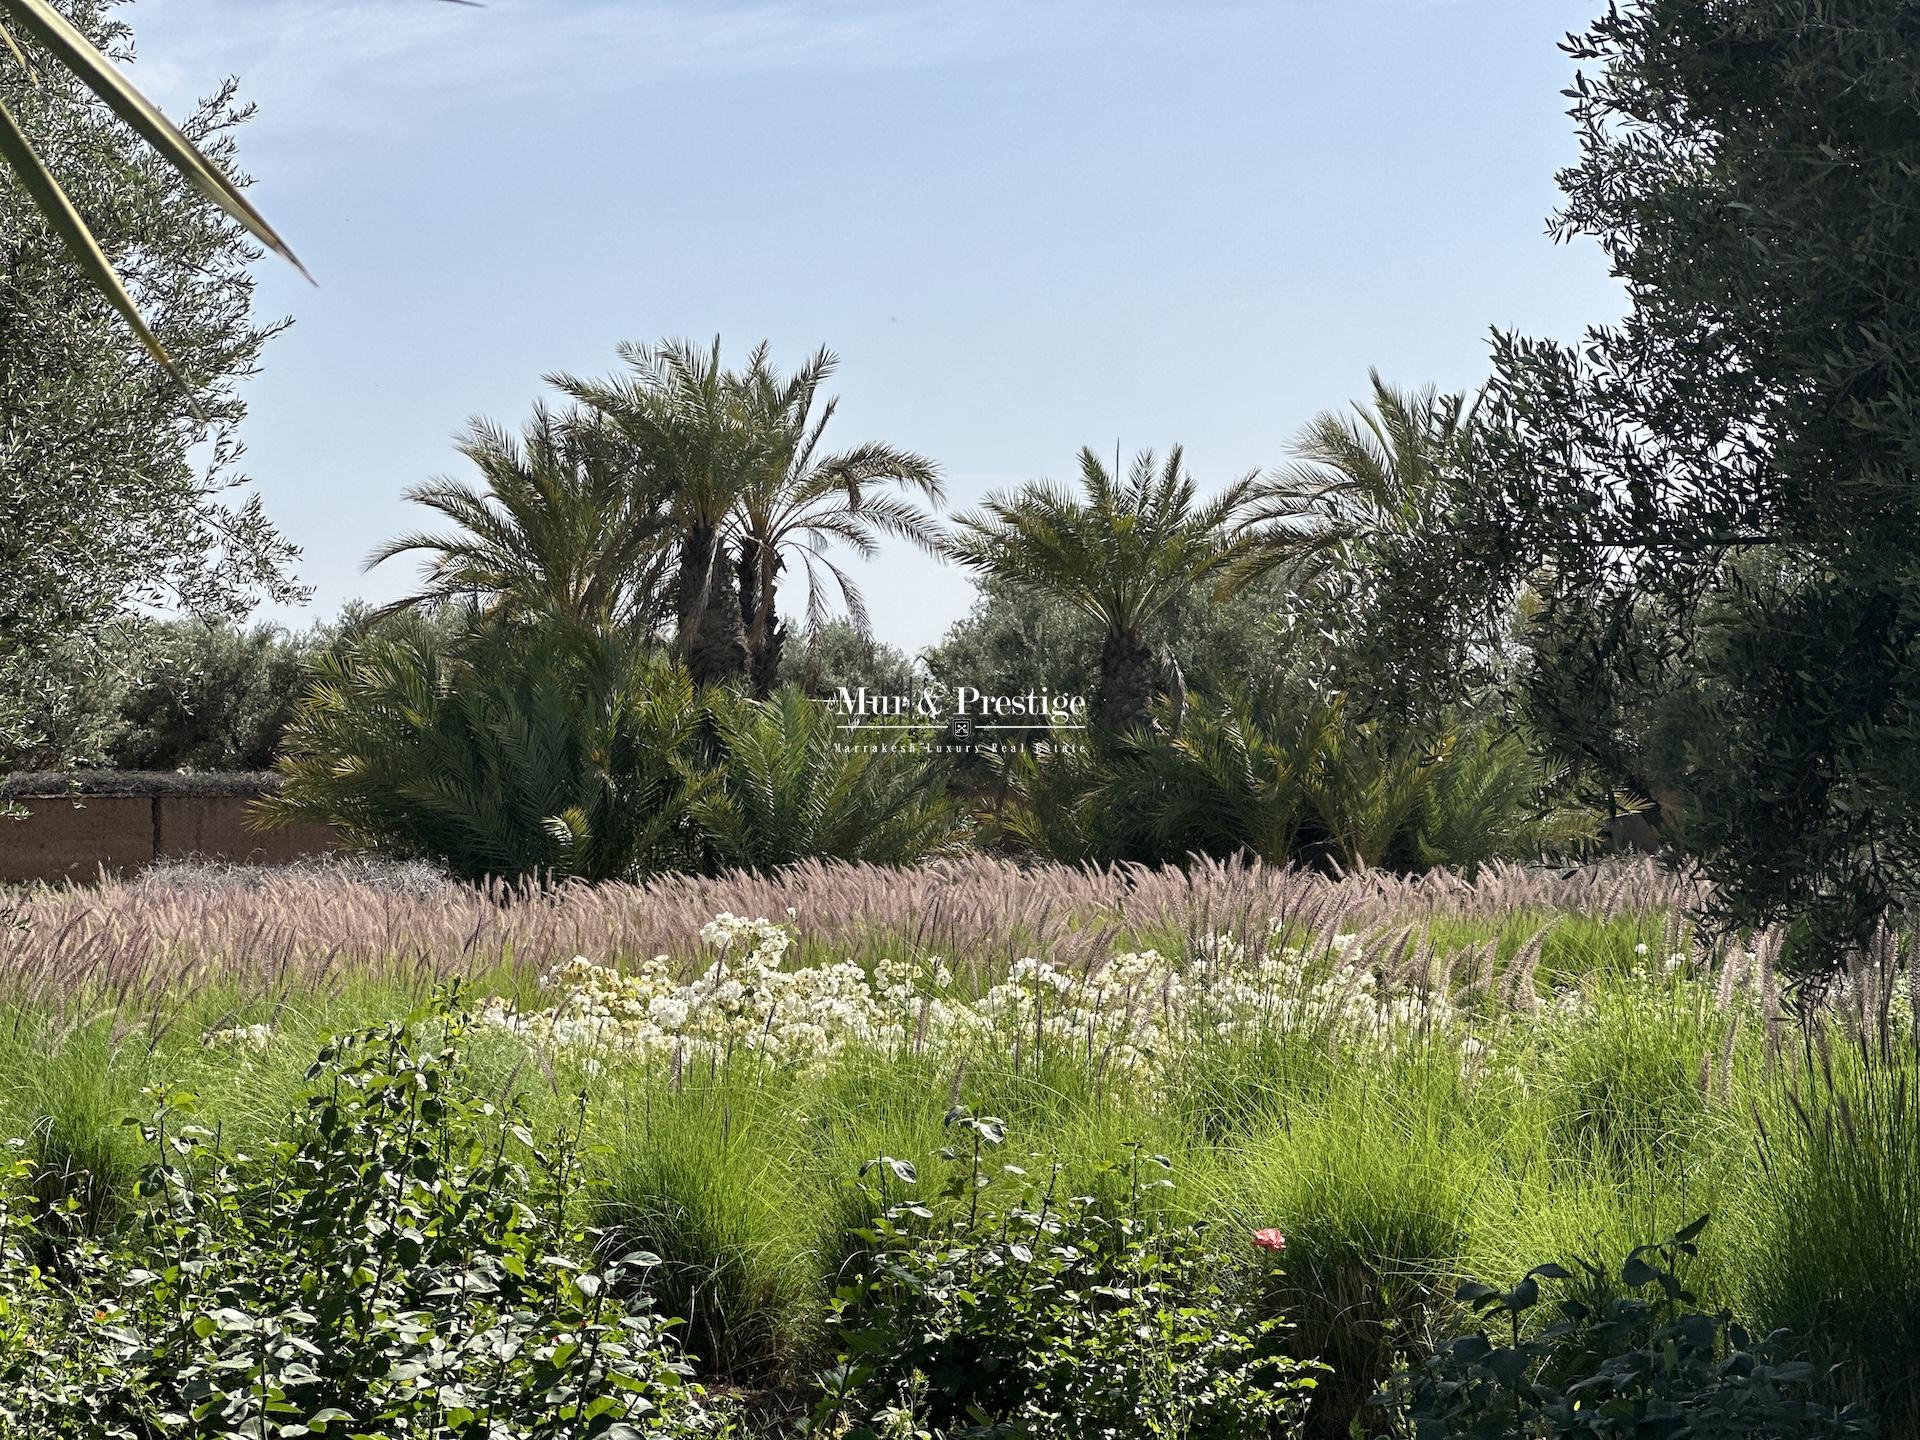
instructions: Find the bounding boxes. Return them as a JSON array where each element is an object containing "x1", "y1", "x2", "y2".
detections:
[
  {"x1": 204, "y1": 1022, "x2": 273, "y2": 1052},
  {"x1": 482, "y1": 916, "x2": 1471, "y2": 1079},
  {"x1": 479, "y1": 914, "x2": 896, "y2": 1072},
  {"x1": 1631, "y1": 941, "x2": 1693, "y2": 976}
]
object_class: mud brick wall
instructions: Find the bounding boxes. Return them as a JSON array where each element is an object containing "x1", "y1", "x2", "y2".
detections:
[
  {"x1": 154, "y1": 795, "x2": 339, "y2": 869},
  {"x1": 0, "y1": 774, "x2": 341, "y2": 885},
  {"x1": 0, "y1": 794, "x2": 156, "y2": 885}
]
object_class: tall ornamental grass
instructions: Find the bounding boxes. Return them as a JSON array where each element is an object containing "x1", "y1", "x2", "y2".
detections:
[
  {"x1": 1732, "y1": 1035, "x2": 1920, "y2": 1435},
  {"x1": 0, "y1": 859, "x2": 1913, "y2": 1433}
]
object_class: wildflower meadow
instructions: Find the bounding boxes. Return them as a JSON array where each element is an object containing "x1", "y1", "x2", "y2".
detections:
[{"x1": 0, "y1": 856, "x2": 1907, "y2": 1436}]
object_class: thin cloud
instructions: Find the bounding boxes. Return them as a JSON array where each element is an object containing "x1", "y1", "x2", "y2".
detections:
[{"x1": 129, "y1": 0, "x2": 1024, "y2": 130}]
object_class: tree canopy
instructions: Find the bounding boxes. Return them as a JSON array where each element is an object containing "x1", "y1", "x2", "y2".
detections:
[
  {"x1": 1469, "y1": 0, "x2": 1920, "y2": 968},
  {"x1": 0, "y1": 0, "x2": 300, "y2": 758}
]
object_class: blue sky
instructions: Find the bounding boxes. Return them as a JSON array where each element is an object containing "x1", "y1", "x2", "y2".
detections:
[{"x1": 130, "y1": 0, "x2": 1619, "y2": 653}]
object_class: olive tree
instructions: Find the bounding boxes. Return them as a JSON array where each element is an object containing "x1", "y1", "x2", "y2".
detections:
[
  {"x1": 1468, "y1": 0, "x2": 1920, "y2": 972},
  {"x1": 0, "y1": 0, "x2": 301, "y2": 761}
]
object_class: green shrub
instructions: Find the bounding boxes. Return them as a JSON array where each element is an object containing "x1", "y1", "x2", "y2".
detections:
[
  {"x1": 595, "y1": 1084, "x2": 812, "y2": 1381},
  {"x1": 269, "y1": 613, "x2": 958, "y2": 883},
  {"x1": 1383, "y1": 1218, "x2": 1869, "y2": 1440},
  {"x1": 1221, "y1": 1070, "x2": 1485, "y2": 1440},
  {"x1": 107, "y1": 622, "x2": 317, "y2": 773},
  {"x1": 788, "y1": 621, "x2": 918, "y2": 701},
  {"x1": 696, "y1": 687, "x2": 959, "y2": 870},
  {"x1": 993, "y1": 689, "x2": 1590, "y2": 873},
  {"x1": 0, "y1": 991, "x2": 710, "y2": 1437},
  {"x1": 815, "y1": 1109, "x2": 1321, "y2": 1440},
  {"x1": 0, "y1": 1021, "x2": 150, "y2": 1237},
  {"x1": 1535, "y1": 972, "x2": 1727, "y2": 1170},
  {"x1": 267, "y1": 617, "x2": 714, "y2": 884}
]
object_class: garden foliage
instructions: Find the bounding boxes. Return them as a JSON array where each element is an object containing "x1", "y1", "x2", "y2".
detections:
[
  {"x1": 1462, "y1": 0, "x2": 1920, "y2": 967},
  {"x1": 815, "y1": 1109, "x2": 1321, "y2": 1440},
  {"x1": 992, "y1": 687, "x2": 1587, "y2": 874},
  {"x1": 0, "y1": 991, "x2": 707, "y2": 1437},
  {"x1": 0, "y1": 872, "x2": 1907, "y2": 1435},
  {"x1": 265, "y1": 614, "x2": 959, "y2": 883},
  {"x1": 1386, "y1": 1219, "x2": 1869, "y2": 1440},
  {"x1": 0, "y1": 0, "x2": 302, "y2": 766}
]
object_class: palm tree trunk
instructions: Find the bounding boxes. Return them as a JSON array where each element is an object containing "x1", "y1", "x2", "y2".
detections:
[
  {"x1": 736, "y1": 541, "x2": 786, "y2": 697},
  {"x1": 737, "y1": 541, "x2": 760, "y2": 648},
  {"x1": 674, "y1": 522, "x2": 718, "y2": 669},
  {"x1": 1093, "y1": 626, "x2": 1157, "y2": 744},
  {"x1": 752, "y1": 552, "x2": 785, "y2": 698},
  {"x1": 753, "y1": 619, "x2": 787, "y2": 698},
  {"x1": 689, "y1": 540, "x2": 749, "y2": 687}
]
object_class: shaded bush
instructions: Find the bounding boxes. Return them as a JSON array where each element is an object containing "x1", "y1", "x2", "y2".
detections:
[
  {"x1": 266, "y1": 616, "x2": 713, "y2": 884},
  {"x1": 1383, "y1": 1219, "x2": 1868, "y2": 1440},
  {"x1": 992, "y1": 687, "x2": 1592, "y2": 874},
  {"x1": 1732, "y1": 1040, "x2": 1920, "y2": 1435},
  {"x1": 816, "y1": 1110, "x2": 1322, "y2": 1440},
  {"x1": 4, "y1": 621, "x2": 314, "y2": 773},
  {"x1": 788, "y1": 620, "x2": 917, "y2": 701},
  {"x1": 696, "y1": 687, "x2": 959, "y2": 872},
  {"x1": 108, "y1": 622, "x2": 315, "y2": 772}
]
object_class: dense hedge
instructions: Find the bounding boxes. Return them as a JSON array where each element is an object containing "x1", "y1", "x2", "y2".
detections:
[{"x1": 0, "y1": 770, "x2": 285, "y2": 800}]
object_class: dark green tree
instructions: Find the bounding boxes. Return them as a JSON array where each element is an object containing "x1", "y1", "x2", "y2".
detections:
[
  {"x1": 1469, "y1": 0, "x2": 1920, "y2": 971},
  {"x1": 1246, "y1": 372, "x2": 1501, "y2": 728},
  {"x1": 789, "y1": 619, "x2": 918, "y2": 699},
  {"x1": 108, "y1": 621, "x2": 314, "y2": 772},
  {"x1": 923, "y1": 569, "x2": 1314, "y2": 713}
]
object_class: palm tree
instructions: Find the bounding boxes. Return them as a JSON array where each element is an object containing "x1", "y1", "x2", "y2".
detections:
[
  {"x1": 730, "y1": 345, "x2": 943, "y2": 696},
  {"x1": 1239, "y1": 371, "x2": 1488, "y2": 720},
  {"x1": 366, "y1": 404, "x2": 674, "y2": 632},
  {"x1": 1245, "y1": 370, "x2": 1479, "y2": 568},
  {"x1": 551, "y1": 338, "x2": 762, "y2": 687},
  {"x1": 946, "y1": 447, "x2": 1262, "y2": 741}
]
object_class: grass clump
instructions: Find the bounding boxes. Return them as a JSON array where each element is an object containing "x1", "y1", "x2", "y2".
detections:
[{"x1": 1731, "y1": 1038, "x2": 1920, "y2": 1435}]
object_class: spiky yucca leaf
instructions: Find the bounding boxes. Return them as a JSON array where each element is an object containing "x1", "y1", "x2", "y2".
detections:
[{"x1": 0, "y1": 0, "x2": 478, "y2": 379}]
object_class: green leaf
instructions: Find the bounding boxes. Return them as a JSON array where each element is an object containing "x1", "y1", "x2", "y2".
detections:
[
  {"x1": 1485, "y1": 1346, "x2": 1533, "y2": 1387},
  {"x1": 1673, "y1": 1214, "x2": 1710, "y2": 1244}
]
